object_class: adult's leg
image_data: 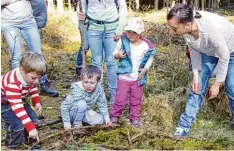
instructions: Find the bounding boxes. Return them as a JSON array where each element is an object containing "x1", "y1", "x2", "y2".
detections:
[
  {"x1": 20, "y1": 18, "x2": 41, "y2": 53},
  {"x1": 87, "y1": 29, "x2": 104, "y2": 84},
  {"x1": 1, "y1": 23, "x2": 23, "y2": 69},
  {"x1": 225, "y1": 51, "x2": 234, "y2": 124},
  {"x1": 103, "y1": 29, "x2": 117, "y2": 104},
  {"x1": 177, "y1": 54, "x2": 218, "y2": 133}
]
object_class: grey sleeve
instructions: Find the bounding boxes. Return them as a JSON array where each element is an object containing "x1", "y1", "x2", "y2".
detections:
[
  {"x1": 77, "y1": 0, "x2": 86, "y2": 14},
  {"x1": 96, "y1": 88, "x2": 110, "y2": 123},
  {"x1": 60, "y1": 96, "x2": 72, "y2": 128},
  {"x1": 190, "y1": 47, "x2": 202, "y2": 72},
  {"x1": 115, "y1": 0, "x2": 127, "y2": 34},
  {"x1": 208, "y1": 29, "x2": 230, "y2": 83}
]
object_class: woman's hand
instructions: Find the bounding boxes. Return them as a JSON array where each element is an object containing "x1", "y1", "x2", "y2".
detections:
[
  {"x1": 192, "y1": 71, "x2": 200, "y2": 93},
  {"x1": 208, "y1": 82, "x2": 221, "y2": 100}
]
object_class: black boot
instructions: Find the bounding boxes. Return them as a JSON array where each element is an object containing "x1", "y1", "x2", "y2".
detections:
[{"x1": 39, "y1": 75, "x2": 59, "y2": 97}]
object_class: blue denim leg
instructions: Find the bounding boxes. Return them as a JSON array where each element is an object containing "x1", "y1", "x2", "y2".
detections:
[
  {"x1": 1, "y1": 103, "x2": 38, "y2": 148},
  {"x1": 69, "y1": 100, "x2": 87, "y2": 127},
  {"x1": 1, "y1": 24, "x2": 23, "y2": 69},
  {"x1": 76, "y1": 22, "x2": 89, "y2": 67},
  {"x1": 103, "y1": 29, "x2": 118, "y2": 104},
  {"x1": 225, "y1": 51, "x2": 234, "y2": 122},
  {"x1": 87, "y1": 29, "x2": 117, "y2": 104},
  {"x1": 178, "y1": 53, "x2": 218, "y2": 132},
  {"x1": 1, "y1": 18, "x2": 41, "y2": 69}
]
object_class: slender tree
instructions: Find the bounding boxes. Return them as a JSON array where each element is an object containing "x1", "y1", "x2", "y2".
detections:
[
  {"x1": 57, "y1": 0, "x2": 64, "y2": 14},
  {"x1": 47, "y1": 0, "x2": 55, "y2": 13},
  {"x1": 155, "y1": 0, "x2": 159, "y2": 10},
  {"x1": 135, "y1": 0, "x2": 140, "y2": 11}
]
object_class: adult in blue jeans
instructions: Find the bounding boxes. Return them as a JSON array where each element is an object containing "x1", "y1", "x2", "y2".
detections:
[
  {"x1": 167, "y1": 3, "x2": 234, "y2": 137},
  {"x1": 1, "y1": 0, "x2": 58, "y2": 97},
  {"x1": 75, "y1": 21, "x2": 89, "y2": 76},
  {"x1": 77, "y1": 0, "x2": 127, "y2": 104}
]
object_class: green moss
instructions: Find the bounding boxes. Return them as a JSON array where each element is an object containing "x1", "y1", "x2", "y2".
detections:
[
  {"x1": 182, "y1": 139, "x2": 223, "y2": 150},
  {"x1": 78, "y1": 125, "x2": 138, "y2": 147}
]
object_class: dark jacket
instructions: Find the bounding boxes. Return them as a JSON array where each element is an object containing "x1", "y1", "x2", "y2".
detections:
[{"x1": 30, "y1": 0, "x2": 47, "y2": 28}]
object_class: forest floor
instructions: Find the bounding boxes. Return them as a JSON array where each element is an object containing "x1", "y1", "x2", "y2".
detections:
[{"x1": 1, "y1": 10, "x2": 234, "y2": 150}]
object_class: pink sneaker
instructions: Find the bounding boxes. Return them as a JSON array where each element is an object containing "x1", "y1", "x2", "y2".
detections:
[
  {"x1": 131, "y1": 119, "x2": 141, "y2": 128},
  {"x1": 110, "y1": 117, "x2": 118, "y2": 124}
]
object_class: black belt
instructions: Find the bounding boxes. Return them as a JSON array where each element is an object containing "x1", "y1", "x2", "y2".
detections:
[{"x1": 86, "y1": 15, "x2": 118, "y2": 25}]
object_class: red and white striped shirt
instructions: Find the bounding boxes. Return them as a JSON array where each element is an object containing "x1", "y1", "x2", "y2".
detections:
[{"x1": 1, "y1": 68, "x2": 40, "y2": 132}]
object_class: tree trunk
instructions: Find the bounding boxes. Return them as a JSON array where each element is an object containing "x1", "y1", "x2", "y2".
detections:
[
  {"x1": 57, "y1": 0, "x2": 64, "y2": 14},
  {"x1": 135, "y1": 0, "x2": 140, "y2": 11},
  {"x1": 201, "y1": 0, "x2": 204, "y2": 10},
  {"x1": 194, "y1": 0, "x2": 199, "y2": 10},
  {"x1": 182, "y1": 0, "x2": 186, "y2": 4},
  {"x1": 171, "y1": 0, "x2": 175, "y2": 8},
  {"x1": 68, "y1": 0, "x2": 72, "y2": 12},
  {"x1": 47, "y1": 0, "x2": 54, "y2": 13},
  {"x1": 213, "y1": 0, "x2": 216, "y2": 12},
  {"x1": 154, "y1": 0, "x2": 159, "y2": 10},
  {"x1": 211, "y1": 0, "x2": 213, "y2": 12}
]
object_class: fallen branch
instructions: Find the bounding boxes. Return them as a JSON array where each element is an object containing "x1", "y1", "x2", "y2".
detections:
[
  {"x1": 131, "y1": 130, "x2": 145, "y2": 142},
  {"x1": 127, "y1": 130, "x2": 132, "y2": 147},
  {"x1": 38, "y1": 118, "x2": 62, "y2": 128}
]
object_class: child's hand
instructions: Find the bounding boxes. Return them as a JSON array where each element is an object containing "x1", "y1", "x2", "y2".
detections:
[
  {"x1": 106, "y1": 121, "x2": 113, "y2": 127},
  {"x1": 29, "y1": 129, "x2": 39, "y2": 142},
  {"x1": 77, "y1": 12, "x2": 86, "y2": 20},
  {"x1": 114, "y1": 33, "x2": 121, "y2": 41},
  {"x1": 115, "y1": 51, "x2": 126, "y2": 59},
  {"x1": 35, "y1": 103, "x2": 42, "y2": 115},
  {"x1": 138, "y1": 68, "x2": 148, "y2": 80}
]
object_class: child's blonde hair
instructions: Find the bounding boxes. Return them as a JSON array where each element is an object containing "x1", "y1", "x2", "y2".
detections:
[
  {"x1": 20, "y1": 52, "x2": 47, "y2": 76},
  {"x1": 80, "y1": 65, "x2": 101, "y2": 81}
]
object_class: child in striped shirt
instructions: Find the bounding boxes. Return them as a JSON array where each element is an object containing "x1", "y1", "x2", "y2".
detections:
[{"x1": 1, "y1": 52, "x2": 46, "y2": 149}]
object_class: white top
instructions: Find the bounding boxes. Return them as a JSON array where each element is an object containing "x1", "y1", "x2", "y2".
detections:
[
  {"x1": 184, "y1": 11, "x2": 234, "y2": 82},
  {"x1": 113, "y1": 39, "x2": 153, "y2": 81}
]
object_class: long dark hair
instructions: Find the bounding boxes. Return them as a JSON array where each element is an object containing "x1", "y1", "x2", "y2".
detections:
[{"x1": 167, "y1": 3, "x2": 201, "y2": 24}]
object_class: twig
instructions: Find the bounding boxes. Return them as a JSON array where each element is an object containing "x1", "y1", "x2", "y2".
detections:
[
  {"x1": 131, "y1": 130, "x2": 145, "y2": 142},
  {"x1": 127, "y1": 130, "x2": 132, "y2": 147}
]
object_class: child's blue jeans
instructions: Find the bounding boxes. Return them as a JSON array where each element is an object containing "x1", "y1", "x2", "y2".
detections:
[
  {"x1": 178, "y1": 51, "x2": 234, "y2": 132},
  {"x1": 1, "y1": 103, "x2": 38, "y2": 148},
  {"x1": 69, "y1": 100, "x2": 104, "y2": 126}
]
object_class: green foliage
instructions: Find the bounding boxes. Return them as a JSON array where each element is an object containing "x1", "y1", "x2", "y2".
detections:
[{"x1": 79, "y1": 143, "x2": 98, "y2": 150}]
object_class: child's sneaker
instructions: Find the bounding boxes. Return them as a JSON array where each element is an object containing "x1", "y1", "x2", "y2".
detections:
[
  {"x1": 131, "y1": 119, "x2": 141, "y2": 128},
  {"x1": 173, "y1": 127, "x2": 188, "y2": 137},
  {"x1": 110, "y1": 117, "x2": 118, "y2": 124}
]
